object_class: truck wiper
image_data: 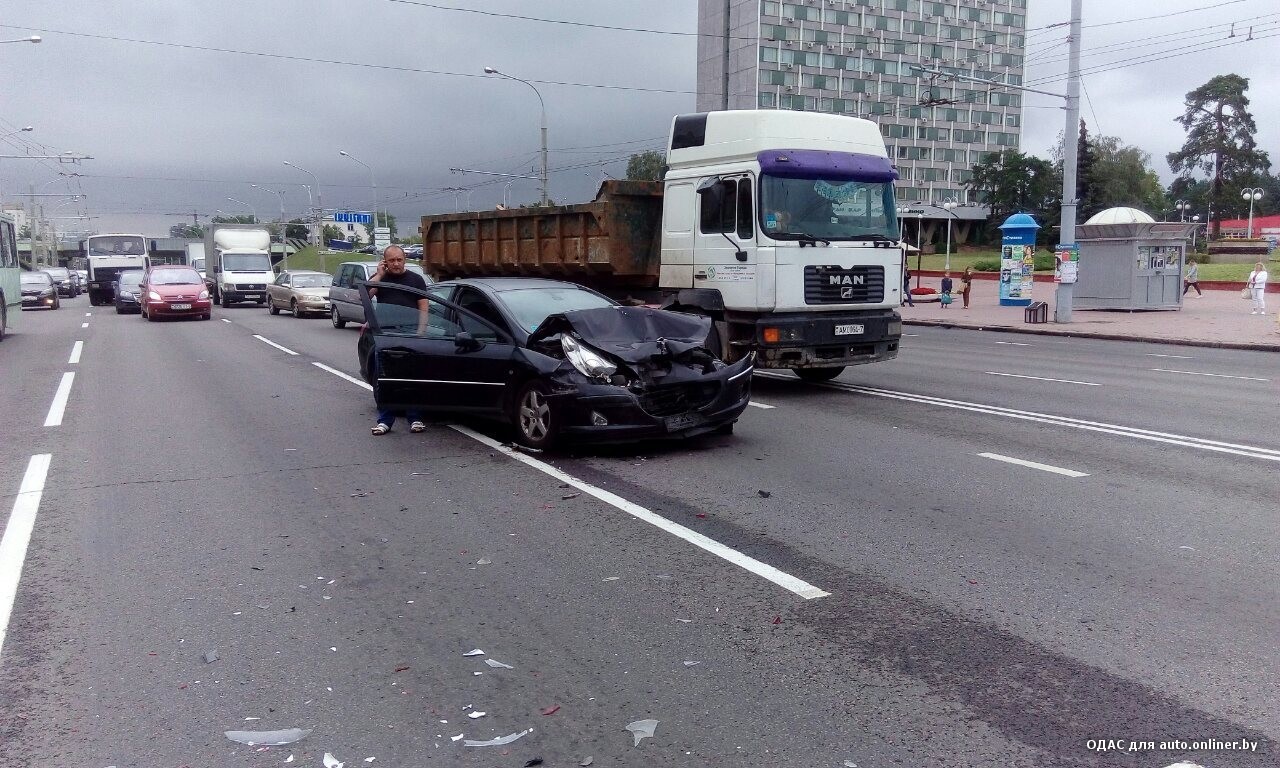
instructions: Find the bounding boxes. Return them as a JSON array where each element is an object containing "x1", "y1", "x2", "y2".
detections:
[
  {"x1": 847, "y1": 233, "x2": 896, "y2": 242},
  {"x1": 792, "y1": 232, "x2": 831, "y2": 247}
]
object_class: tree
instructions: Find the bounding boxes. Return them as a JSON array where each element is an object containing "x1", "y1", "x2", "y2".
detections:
[
  {"x1": 285, "y1": 218, "x2": 310, "y2": 240},
  {"x1": 211, "y1": 214, "x2": 256, "y2": 225},
  {"x1": 169, "y1": 223, "x2": 204, "y2": 239},
  {"x1": 1087, "y1": 136, "x2": 1167, "y2": 218},
  {"x1": 321, "y1": 224, "x2": 344, "y2": 243},
  {"x1": 625, "y1": 150, "x2": 665, "y2": 181},
  {"x1": 965, "y1": 150, "x2": 1061, "y2": 244},
  {"x1": 1075, "y1": 119, "x2": 1098, "y2": 217},
  {"x1": 1166, "y1": 74, "x2": 1272, "y2": 237},
  {"x1": 18, "y1": 225, "x2": 31, "y2": 239}
]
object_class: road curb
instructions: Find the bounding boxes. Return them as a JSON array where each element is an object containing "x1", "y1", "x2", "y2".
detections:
[{"x1": 902, "y1": 319, "x2": 1280, "y2": 352}]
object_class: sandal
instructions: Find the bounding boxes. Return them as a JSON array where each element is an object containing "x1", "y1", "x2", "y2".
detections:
[
  {"x1": 410, "y1": 421, "x2": 426, "y2": 433},
  {"x1": 371, "y1": 423, "x2": 390, "y2": 435}
]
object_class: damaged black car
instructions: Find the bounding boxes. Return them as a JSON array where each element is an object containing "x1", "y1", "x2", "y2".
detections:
[{"x1": 356, "y1": 278, "x2": 753, "y2": 449}]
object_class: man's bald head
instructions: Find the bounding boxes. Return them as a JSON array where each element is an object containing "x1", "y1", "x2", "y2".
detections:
[
  {"x1": 383, "y1": 244, "x2": 407, "y2": 259},
  {"x1": 381, "y1": 245, "x2": 408, "y2": 275}
]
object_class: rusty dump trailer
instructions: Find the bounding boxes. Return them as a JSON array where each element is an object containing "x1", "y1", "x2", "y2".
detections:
[{"x1": 420, "y1": 181, "x2": 665, "y2": 297}]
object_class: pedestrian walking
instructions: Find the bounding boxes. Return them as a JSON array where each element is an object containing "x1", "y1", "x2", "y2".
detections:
[
  {"x1": 903, "y1": 265, "x2": 915, "y2": 307},
  {"x1": 1182, "y1": 258, "x2": 1203, "y2": 297},
  {"x1": 1246, "y1": 261, "x2": 1268, "y2": 315},
  {"x1": 940, "y1": 272, "x2": 954, "y2": 309},
  {"x1": 367, "y1": 245, "x2": 430, "y2": 435},
  {"x1": 960, "y1": 266, "x2": 973, "y2": 309}
]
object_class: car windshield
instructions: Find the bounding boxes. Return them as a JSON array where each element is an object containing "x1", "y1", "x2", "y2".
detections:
[
  {"x1": 149, "y1": 269, "x2": 203, "y2": 285},
  {"x1": 88, "y1": 236, "x2": 146, "y2": 255},
  {"x1": 759, "y1": 175, "x2": 900, "y2": 241},
  {"x1": 292, "y1": 274, "x2": 332, "y2": 288},
  {"x1": 20, "y1": 272, "x2": 51, "y2": 286},
  {"x1": 497, "y1": 287, "x2": 616, "y2": 333},
  {"x1": 223, "y1": 254, "x2": 271, "y2": 271},
  {"x1": 45, "y1": 268, "x2": 69, "y2": 279},
  {"x1": 118, "y1": 272, "x2": 144, "y2": 288}
]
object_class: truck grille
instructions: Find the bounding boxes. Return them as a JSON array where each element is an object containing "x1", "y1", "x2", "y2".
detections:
[
  {"x1": 804, "y1": 265, "x2": 885, "y2": 305},
  {"x1": 638, "y1": 382, "x2": 720, "y2": 417},
  {"x1": 238, "y1": 284, "x2": 266, "y2": 291}
]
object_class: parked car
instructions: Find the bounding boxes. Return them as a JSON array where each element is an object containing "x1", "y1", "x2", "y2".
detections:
[
  {"x1": 113, "y1": 269, "x2": 145, "y2": 314},
  {"x1": 42, "y1": 266, "x2": 78, "y2": 297},
  {"x1": 356, "y1": 277, "x2": 753, "y2": 450},
  {"x1": 267, "y1": 270, "x2": 334, "y2": 317},
  {"x1": 20, "y1": 271, "x2": 60, "y2": 310},
  {"x1": 139, "y1": 264, "x2": 212, "y2": 321},
  {"x1": 402, "y1": 244, "x2": 423, "y2": 257},
  {"x1": 329, "y1": 261, "x2": 431, "y2": 329}
]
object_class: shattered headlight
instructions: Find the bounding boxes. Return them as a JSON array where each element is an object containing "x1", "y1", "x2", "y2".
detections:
[{"x1": 561, "y1": 334, "x2": 617, "y2": 381}]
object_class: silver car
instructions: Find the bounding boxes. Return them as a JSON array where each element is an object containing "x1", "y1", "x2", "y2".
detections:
[{"x1": 267, "y1": 270, "x2": 334, "y2": 318}]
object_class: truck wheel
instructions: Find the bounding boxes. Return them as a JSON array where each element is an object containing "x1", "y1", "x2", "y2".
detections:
[
  {"x1": 221, "y1": 292, "x2": 231, "y2": 309},
  {"x1": 268, "y1": 297, "x2": 279, "y2": 315},
  {"x1": 514, "y1": 381, "x2": 559, "y2": 451},
  {"x1": 331, "y1": 306, "x2": 346, "y2": 329},
  {"x1": 794, "y1": 367, "x2": 844, "y2": 383}
]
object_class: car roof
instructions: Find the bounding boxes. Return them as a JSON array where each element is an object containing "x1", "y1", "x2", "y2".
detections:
[
  {"x1": 148, "y1": 263, "x2": 198, "y2": 270},
  {"x1": 439, "y1": 277, "x2": 593, "y2": 293},
  {"x1": 281, "y1": 269, "x2": 330, "y2": 276}
]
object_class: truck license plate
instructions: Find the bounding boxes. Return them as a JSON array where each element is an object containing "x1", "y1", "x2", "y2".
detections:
[
  {"x1": 834, "y1": 324, "x2": 864, "y2": 336},
  {"x1": 171, "y1": 303, "x2": 192, "y2": 310}
]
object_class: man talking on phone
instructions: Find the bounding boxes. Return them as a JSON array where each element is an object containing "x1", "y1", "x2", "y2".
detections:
[{"x1": 367, "y1": 245, "x2": 430, "y2": 435}]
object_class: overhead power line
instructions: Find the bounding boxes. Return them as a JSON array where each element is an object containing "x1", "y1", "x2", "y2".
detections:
[{"x1": 1026, "y1": 0, "x2": 1248, "y2": 32}]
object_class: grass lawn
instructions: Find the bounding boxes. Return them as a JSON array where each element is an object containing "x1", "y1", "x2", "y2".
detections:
[
  {"x1": 913, "y1": 250, "x2": 1276, "y2": 281},
  {"x1": 275, "y1": 246, "x2": 348, "y2": 275}
]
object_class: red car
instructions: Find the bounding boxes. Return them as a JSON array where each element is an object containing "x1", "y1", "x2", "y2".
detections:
[{"x1": 140, "y1": 265, "x2": 213, "y2": 321}]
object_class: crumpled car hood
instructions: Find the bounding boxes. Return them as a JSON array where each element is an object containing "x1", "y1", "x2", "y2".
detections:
[{"x1": 528, "y1": 306, "x2": 713, "y2": 364}]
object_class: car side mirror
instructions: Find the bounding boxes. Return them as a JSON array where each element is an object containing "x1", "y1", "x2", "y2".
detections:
[
  {"x1": 213, "y1": 266, "x2": 221, "y2": 274},
  {"x1": 455, "y1": 331, "x2": 483, "y2": 352}
]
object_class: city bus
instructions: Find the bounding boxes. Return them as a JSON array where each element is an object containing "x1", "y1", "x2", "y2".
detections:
[
  {"x1": 84, "y1": 233, "x2": 147, "y2": 306},
  {"x1": 0, "y1": 211, "x2": 19, "y2": 341}
]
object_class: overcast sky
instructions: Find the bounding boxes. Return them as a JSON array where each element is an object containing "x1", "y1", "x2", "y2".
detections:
[{"x1": 1, "y1": 0, "x2": 1276, "y2": 236}]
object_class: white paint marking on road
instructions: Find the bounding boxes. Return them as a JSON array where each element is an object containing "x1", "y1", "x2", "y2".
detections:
[
  {"x1": 903, "y1": 333, "x2": 920, "y2": 337},
  {"x1": 985, "y1": 371, "x2": 1100, "y2": 387},
  {"x1": 221, "y1": 318, "x2": 232, "y2": 323},
  {"x1": 252, "y1": 335, "x2": 298, "y2": 356},
  {"x1": 977, "y1": 452, "x2": 1089, "y2": 478},
  {"x1": 755, "y1": 372, "x2": 1280, "y2": 462},
  {"x1": 994, "y1": 341, "x2": 1031, "y2": 346},
  {"x1": 1150, "y1": 368, "x2": 1268, "y2": 382},
  {"x1": 1144, "y1": 353, "x2": 1193, "y2": 360},
  {"x1": 68, "y1": 341, "x2": 83, "y2": 365},
  {"x1": 449, "y1": 424, "x2": 830, "y2": 600},
  {"x1": 43, "y1": 372, "x2": 75, "y2": 427},
  {"x1": 313, "y1": 362, "x2": 373, "y2": 391},
  {"x1": 84, "y1": 312, "x2": 91, "y2": 317},
  {"x1": 747, "y1": 401, "x2": 776, "y2": 410},
  {"x1": 0, "y1": 454, "x2": 52, "y2": 662},
  {"x1": 80, "y1": 322, "x2": 88, "y2": 329}
]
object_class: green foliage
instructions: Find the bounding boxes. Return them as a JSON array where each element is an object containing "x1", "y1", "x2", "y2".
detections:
[
  {"x1": 285, "y1": 218, "x2": 310, "y2": 240},
  {"x1": 625, "y1": 150, "x2": 666, "y2": 181},
  {"x1": 971, "y1": 258, "x2": 1000, "y2": 271},
  {"x1": 169, "y1": 223, "x2": 205, "y2": 239},
  {"x1": 1032, "y1": 253, "x2": 1056, "y2": 271},
  {"x1": 321, "y1": 224, "x2": 344, "y2": 243},
  {"x1": 964, "y1": 150, "x2": 1061, "y2": 244},
  {"x1": 212, "y1": 214, "x2": 256, "y2": 225}
]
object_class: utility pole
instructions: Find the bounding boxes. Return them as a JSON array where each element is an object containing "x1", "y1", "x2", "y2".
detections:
[
  {"x1": 720, "y1": 0, "x2": 731, "y2": 110},
  {"x1": 1054, "y1": 0, "x2": 1083, "y2": 324}
]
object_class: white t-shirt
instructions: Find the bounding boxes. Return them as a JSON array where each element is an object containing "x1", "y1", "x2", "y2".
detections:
[{"x1": 1247, "y1": 269, "x2": 1268, "y2": 288}]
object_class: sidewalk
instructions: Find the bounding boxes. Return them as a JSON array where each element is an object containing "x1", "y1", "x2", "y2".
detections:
[{"x1": 901, "y1": 277, "x2": 1280, "y2": 351}]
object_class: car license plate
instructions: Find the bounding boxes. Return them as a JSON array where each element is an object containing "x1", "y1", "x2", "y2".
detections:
[
  {"x1": 171, "y1": 303, "x2": 192, "y2": 310},
  {"x1": 665, "y1": 413, "x2": 705, "y2": 432},
  {"x1": 834, "y1": 324, "x2": 865, "y2": 336}
]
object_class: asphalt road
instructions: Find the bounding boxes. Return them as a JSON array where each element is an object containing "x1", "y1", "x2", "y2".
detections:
[{"x1": 0, "y1": 296, "x2": 1276, "y2": 768}]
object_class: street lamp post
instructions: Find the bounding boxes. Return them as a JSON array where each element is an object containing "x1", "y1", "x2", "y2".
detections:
[
  {"x1": 896, "y1": 206, "x2": 925, "y2": 289},
  {"x1": 483, "y1": 67, "x2": 549, "y2": 206},
  {"x1": 1190, "y1": 214, "x2": 1201, "y2": 251},
  {"x1": 226, "y1": 197, "x2": 257, "y2": 223},
  {"x1": 339, "y1": 150, "x2": 379, "y2": 241},
  {"x1": 1174, "y1": 199, "x2": 1190, "y2": 223},
  {"x1": 284, "y1": 161, "x2": 324, "y2": 245},
  {"x1": 0, "y1": 36, "x2": 41, "y2": 44},
  {"x1": 1241, "y1": 188, "x2": 1264, "y2": 238},
  {"x1": 941, "y1": 199, "x2": 960, "y2": 273},
  {"x1": 252, "y1": 184, "x2": 287, "y2": 263}
]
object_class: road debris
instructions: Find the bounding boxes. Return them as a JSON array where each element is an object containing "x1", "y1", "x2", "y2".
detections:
[
  {"x1": 323, "y1": 753, "x2": 344, "y2": 768},
  {"x1": 675, "y1": 618, "x2": 692, "y2": 623},
  {"x1": 484, "y1": 659, "x2": 514, "y2": 669},
  {"x1": 757, "y1": 490, "x2": 771, "y2": 498},
  {"x1": 350, "y1": 491, "x2": 372, "y2": 498},
  {"x1": 625, "y1": 719, "x2": 658, "y2": 746},
  {"x1": 364, "y1": 758, "x2": 376, "y2": 763},
  {"x1": 223, "y1": 728, "x2": 312, "y2": 746},
  {"x1": 468, "y1": 711, "x2": 487, "y2": 719},
  {"x1": 203, "y1": 650, "x2": 219, "y2": 664},
  {"x1": 561, "y1": 493, "x2": 580, "y2": 500},
  {"x1": 844, "y1": 761, "x2": 859, "y2": 767},
  {"x1": 540, "y1": 705, "x2": 560, "y2": 716},
  {"x1": 394, "y1": 666, "x2": 410, "y2": 673},
  {"x1": 285, "y1": 756, "x2": 294, "y2": 763},
  {"x1": 683, "y1": 661, "x2": 700, "y2": 667},
  {"x1": 463, "y1": 649, "x2": 485, "y2": 657},
  {"x1": 523, "y1": 760, "x2": 544, "y2": 767},
  {"x1": 771, "y1": 616, "x2": 781, "y2": 624},
  {"x1": 602, "y1": 577, "x2": 620, "y2": 582},
  {"x1": 451, "y1": 734, "x2": 464, "y2": 742},
  {"x1": 463, "y1": 729, "x2": 532, "y2": 747},
  {"x1": 579, "y1": 758, "x2": 593, "y2": 766},
  {"x1": 476, "y1": 557, "x2": 491, "y2": 565}
]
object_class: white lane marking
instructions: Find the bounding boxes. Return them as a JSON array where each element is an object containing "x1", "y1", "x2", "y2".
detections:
[
  {"x1": 80, "y1": 322, "x2": 88, "y2": 329},
  {"x1": 1145, "y1": 353, "x2": 1193, "y2": 360},
  {"x1": 0, "y1": 454, "x2": 52, "y2": 661},
  {"x1": 994, "y1": 341, "x2": 1031, "y2": 346},
  {"x1": 903, "y1": 333, "x2": 920, "y2": 337},
  {"x1": 755, "y1": 372, "x2": 1280, "y2": 462},
  {"x1": 1151, "y1": 368, "x2": 1269, "y2": 382},
  {"x1": 252, "y1": 335, "x2": 298, "y2": 356},
  {"x1": 313, "y1": 362, "x2": 373, "y2": 391},
  {"x1": 43, "y1": 373, "x2": 75, "y2": 427},
  {"x1": 84, "y1": 312, "x2": 91, "y2": 317},
  {"x1": 747, "y1": 401, "x2": 776, "y2": 410},
  {"x1": 68, "y1": 341, "x2": 83, "y2": 365},
  {"x1": 451, "y1": 424, "x2": 830, "y2": 600},
  {"x1": 978, "y1": 452, "x2": 1089, "y2": 478},
  {"x1": 221, "y1": 318, "x2": 232, "y2": 323},
  {"x1": 985, "y1": 371, "x2": 1100, "y2": 386}
]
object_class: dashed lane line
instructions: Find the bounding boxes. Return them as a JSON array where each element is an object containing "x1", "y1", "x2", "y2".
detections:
[
  {"x1": 80, "y1": 322, "x2": 88, "y2": 329},
  {"x1": 985, "y1": 371, "x2": 1100, "y2": 386},
  {"x1": 68, "y1": 341, "x2": 83, "y2": 365},
  {"x1": 43, "y1": 373, "x2": 75, "y2": 428},
  {"x1": 0, "y1": 454, "x2": 52, "y2": 662},
  {"x1": 994, "y1": 341, "x2": 1031, "y2": 346},
  {"x1": 252, "y1": 335, "x2": 298, "y2": 356},
  {"x1": 221, "y1": 318, "x2": 232, "y2": 323},
  {"x1": 1145, "y1": 353, "x2": 1193, "y2": 360},
  {"x1": 977, "y1": 452, "x2": 1089, "y2": 478},
  {"x1": 313, "y1": 362, "x2": 372, "y2": 391},
  {"x1": 747, "y1": 401, "x2": 776, "y2": 410},
  {"x1": 1150, "y1": 368, "x2": 1269, "y2": 382}
]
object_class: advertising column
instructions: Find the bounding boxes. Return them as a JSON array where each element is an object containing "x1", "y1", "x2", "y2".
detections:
[{"x1": 997, "y1": 213, "x2": 1040, "y2": 307}]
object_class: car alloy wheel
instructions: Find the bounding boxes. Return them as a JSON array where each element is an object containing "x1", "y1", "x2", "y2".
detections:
[
  {"x1": 268, "y1": 296, "x2": 279, "y2": 315},
  {"x1": 516, "y1": 382, "x2": 558, "y2": 450},
  {"x1": 331, "y1": 306, "x2": 346, "y2": 329},
  {"x1": 291, "y1": 299, "x2": 301, "y2": 318}
]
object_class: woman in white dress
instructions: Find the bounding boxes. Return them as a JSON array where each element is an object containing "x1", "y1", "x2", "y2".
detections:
[{"x1": 1246, "y1": 261, "x2": 1268, "y2": 315}]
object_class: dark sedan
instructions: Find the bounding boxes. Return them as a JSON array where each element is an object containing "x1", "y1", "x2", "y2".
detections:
[
  {"x1": 20, "y1": 271, "x2": 60, "y2": 310},
  {"x1": 113, "y1": 270, "x2": 145, "y2": 314},
  {"x1": 43, "y1": 267, "x2": 78, "y2": 297},
  {"x1": 356, "y1": 278, "x2": 753, "y2": 449}
]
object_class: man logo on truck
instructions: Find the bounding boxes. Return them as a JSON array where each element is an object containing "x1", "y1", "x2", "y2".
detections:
[{"x1": 829, "y1": 275, "x2": 866, "y2": 285}]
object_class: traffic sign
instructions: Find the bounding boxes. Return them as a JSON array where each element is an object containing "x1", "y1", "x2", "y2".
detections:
[{"x1": 334, "y1": 211, "x2": 372, "y2": 224}]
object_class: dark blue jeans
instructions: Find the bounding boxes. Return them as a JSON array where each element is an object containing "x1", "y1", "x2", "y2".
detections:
[{"x1": 372, "y1": 356, "x2": 423, "y2": 427}]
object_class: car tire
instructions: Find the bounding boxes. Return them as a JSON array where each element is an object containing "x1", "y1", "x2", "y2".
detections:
[
  {"x1": 116, "y1": 305, "x2": 124, "y2": 314},
  {"x1": 52, "y1": 297, "x2": 60, "y2": 310},
  {"x1": 793, "y1": 366, "x2": 844, "y2": 383},
  {"x1": 331, "y1": 306, "x2": 346, "y2": 329},
  {"x1": 268, "y1": 296, "x2": 279, "y2": 315},
  {"x1": 514, "y1": 381, "x2": 559, "y2": 451},
  {"x1": 0, "y1": 301, "x2": 7, "y2": 341},
  {"x1": 222, "y1": 292, "x2": 232, "y2": 309},
  {"x1": 291, "y1": 299, "x2": 301, "y2": 318},
  {"x1": 201, "y1": 313, "x2": 211, "y2": 320}
]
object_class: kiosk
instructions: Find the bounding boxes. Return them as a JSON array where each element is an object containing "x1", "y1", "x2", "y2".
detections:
[{"x1": 1073, "y1": 207, "x2": 1195, "y2": 311}]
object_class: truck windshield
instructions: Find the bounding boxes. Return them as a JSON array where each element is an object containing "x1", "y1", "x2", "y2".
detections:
[
  {"x1": 760, "y1": 175, "x2": 899, "y2": 242},
  {"x1": 191, "y1": 258, "x2": 205, "y2": 272},
  {"x1": 223, "y1": 254, "x2": 272, "y2": 271},
  {"x1": 88, "y1": 236, "x2": 146, "y2": 256}
]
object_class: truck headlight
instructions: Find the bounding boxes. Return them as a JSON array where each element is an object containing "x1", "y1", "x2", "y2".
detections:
[{"x1": 561, "y1": 335, "x2": 616, "y2": 380}]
